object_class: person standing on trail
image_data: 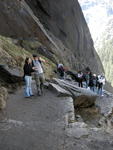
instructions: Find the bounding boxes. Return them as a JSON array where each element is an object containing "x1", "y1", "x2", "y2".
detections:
[
  {"x1": 88, "y1": 72, "x2": 94, "y2": 91},
  {"x1": 23, "y1": 57, "x2": 35, "y2": 98},
  {"x1": 32, "y1": 54, "x2": 45, "y2": 96},
  {"x1": 92, "y1": 74, "x2": 98, "y2": 93},
  {"x1": 57, "y1": 63, "x2": 65, "y2": 79},
  {"x1": 84, "y1": 71, "x2": 90, "y2": 88},
  {"x1": 77, "y1": 71, "x2": 83, "y2": 87},
  {"x1": 97, "y1": 74, "x2": 105, "y2": 96}
]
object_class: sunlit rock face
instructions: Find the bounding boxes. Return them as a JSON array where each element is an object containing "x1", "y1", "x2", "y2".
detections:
[
  {"x1": 78, "y1": 0, "x2": 113, "y2": 41},
  {"x1": 78, "y1": 0, "x2": 113, "y2": 88},
  {"x1": 95, "y1": 18, "x2": 113, "y2": 87}
]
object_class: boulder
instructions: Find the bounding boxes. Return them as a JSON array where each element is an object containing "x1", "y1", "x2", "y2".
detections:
[
  {"x1": 49, "y1": 83, "x2": 71, "y2": 97},
  {"x1": 96, "y1": 96, "x2": 113, "y2": 117},
  {"x1": 66, "y1": 122, "x2": 89, "y2": 138},
  {"x1": 52, "y1": 78, "x2": 97, "y2": 97},
  {"x1": 51, "y1": 78, "x2": 97, "y2": 108},
  {"x1": 50, "y1": 78, "x2": 98, "y2": 109},
  {"x1": 0, "y1": 65, "x2": 23, "y2": 84},
  {"x1": 74, "y1": 95, "x2": 96, "y2": 108},
  {"x1": 0, "y1": 87, "x2": 8, "y2": 110}
]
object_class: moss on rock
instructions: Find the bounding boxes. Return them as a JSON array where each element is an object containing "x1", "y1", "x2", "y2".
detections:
[
  {"x1": 0, "y1": 87, "x2": 8, "y2": 110},
  {"x1": 0, "y1": 35, "x2": 57, "y2": 80}
]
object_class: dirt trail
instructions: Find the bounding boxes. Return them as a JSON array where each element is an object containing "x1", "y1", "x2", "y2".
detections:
[
  {"x1": 0, "y1": 85, "x2": 69, "y2": 150},
  {"x1": 0, "y1": 84, "x2": 113, "y2": 150}
]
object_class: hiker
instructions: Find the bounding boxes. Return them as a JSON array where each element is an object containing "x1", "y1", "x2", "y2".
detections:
[
  {"x1": 23, "y1": 57, "x2": 34, "y2": 98},
  {"x1": 77, "y1": 71, "x2": 83, "y2": 87},
  {"x1": 84, "y1": 71, "x2": 90, "y2": 88},
  {"x1": 32, "y1": 54, "x2": 45, "y2": 96},
  {"x1": 92, "y1": 74, "x2": 98, "y2": 93},
  {"x1": 88, "y1": 72, "x2": 94, "y2": 91},
  {"x1": 97, "y1": 74, "x2": 105, "y2": 96},
  {"x1": 57, "y1": 63, "x2": 65, "y2": 79}
]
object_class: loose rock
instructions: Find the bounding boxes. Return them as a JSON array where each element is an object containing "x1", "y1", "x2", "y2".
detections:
[{"x1": 0, "y1": 65, "x2": 22, "y2": 84}]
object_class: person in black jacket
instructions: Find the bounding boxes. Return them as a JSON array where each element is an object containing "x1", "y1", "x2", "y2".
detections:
[
  {"x1": 77, "y1": 71, "x2": 83, "y2": 87},
  {"x1": 89, "y1": 73, "x2": 98, "y2": 93},
  {"x1": 23, "y1": 57, "x2": 34, "y2": 98},
  {"x1": 57, "y1": 64, "x2": 65, "y2": 79},
  {"x1": 89, "y1": 72, "x2": 94, "y2": 91}
]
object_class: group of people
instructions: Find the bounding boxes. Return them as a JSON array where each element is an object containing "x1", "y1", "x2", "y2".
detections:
[
  {"x1": 56, "y1": 64, "x2": 105, "y2": 96},
  {"x1": 23, "y1": 54, "x2": 45, "y2": 98},
  {"x1": 77, "y1": 71, "x2": 105, "y2": 96},
  {"x1": 23, "y1": 57, "x2": 105, "y2": 98}
]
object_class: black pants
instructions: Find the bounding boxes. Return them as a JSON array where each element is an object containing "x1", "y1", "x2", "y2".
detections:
[{"x1": 78, "y1": 78, "x2": 83, "y2": 87}]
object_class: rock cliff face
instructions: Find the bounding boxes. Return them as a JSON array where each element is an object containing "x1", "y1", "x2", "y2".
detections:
[
  {"x1": 0, "y1": 0, "x2": 103, "y2": 75},
  {"x1": 25, "y1": 0, "x2": 103, "y2": 72}
]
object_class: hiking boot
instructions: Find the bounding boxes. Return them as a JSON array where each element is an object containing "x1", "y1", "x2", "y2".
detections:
[{"x1": 25, "y1": 96, "x2": 31, "y2": 98}]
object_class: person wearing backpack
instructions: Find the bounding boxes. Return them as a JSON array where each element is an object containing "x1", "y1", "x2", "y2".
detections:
[{"x1": 32, "y1": 54, "x2": 45, "y2": 96}]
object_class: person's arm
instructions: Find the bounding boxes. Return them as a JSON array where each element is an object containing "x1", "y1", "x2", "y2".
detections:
[
  {"x1": 23, "y1": 64, "x2": 26, "y2": 73},
  {"x1": 38, "y1": 59, "x2": 45, "y2": 72},
  {"x1": 29, "y1": 63, "x2": 35, "y2": 73},
  {"x1": 32, "y1": 60, "x2": 38, "y2": 70},
  {"x1": 24, "y1": 64, "x2": 29, "y2": 75},
  {"x1": 32, "y1": 60, "x2": 34, "y2": 67},
  {"x1": 23, "y1": 64, "x2": 25, "y2": 76},
  {"x1": 39, "y1": 57, "x2": 46, "y2": 63}
]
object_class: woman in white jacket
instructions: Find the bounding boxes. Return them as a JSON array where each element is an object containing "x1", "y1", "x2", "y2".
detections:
[{"x1": 97, "y1": 75, "x2": 105, "y2": 96}]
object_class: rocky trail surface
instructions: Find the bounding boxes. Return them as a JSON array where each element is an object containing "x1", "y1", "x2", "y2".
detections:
[{"x1": 0, "y1": 80, "x2": 113, "y2": 150}]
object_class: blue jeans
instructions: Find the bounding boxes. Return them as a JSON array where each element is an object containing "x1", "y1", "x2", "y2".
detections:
[
  {"x1": 90, "y1": 86, "x2": 94, "y2": 91},
  {"x1": 86, "y1": 80, "x2": 89, "y2": 88},
  {"x1": 90, "y1": 86, "x2": 97, "y2": 93},
  {"x1": 93, "y1": 86, "x2": 97, "y2": 93},
  {"x1": 24, "y1": 76, "x2": 33, "y2": 97},
  {"x1": 98, "y1": 87, "x2": 103, "y2": 96}
]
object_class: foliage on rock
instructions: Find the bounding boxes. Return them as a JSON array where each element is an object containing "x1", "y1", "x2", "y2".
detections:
[
  {"x1": 0, "y1": 87, "x2": 8, "y2": 110},
  {"x1": 96, "y1": 19, "x2": 113, "y2": 86}
]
